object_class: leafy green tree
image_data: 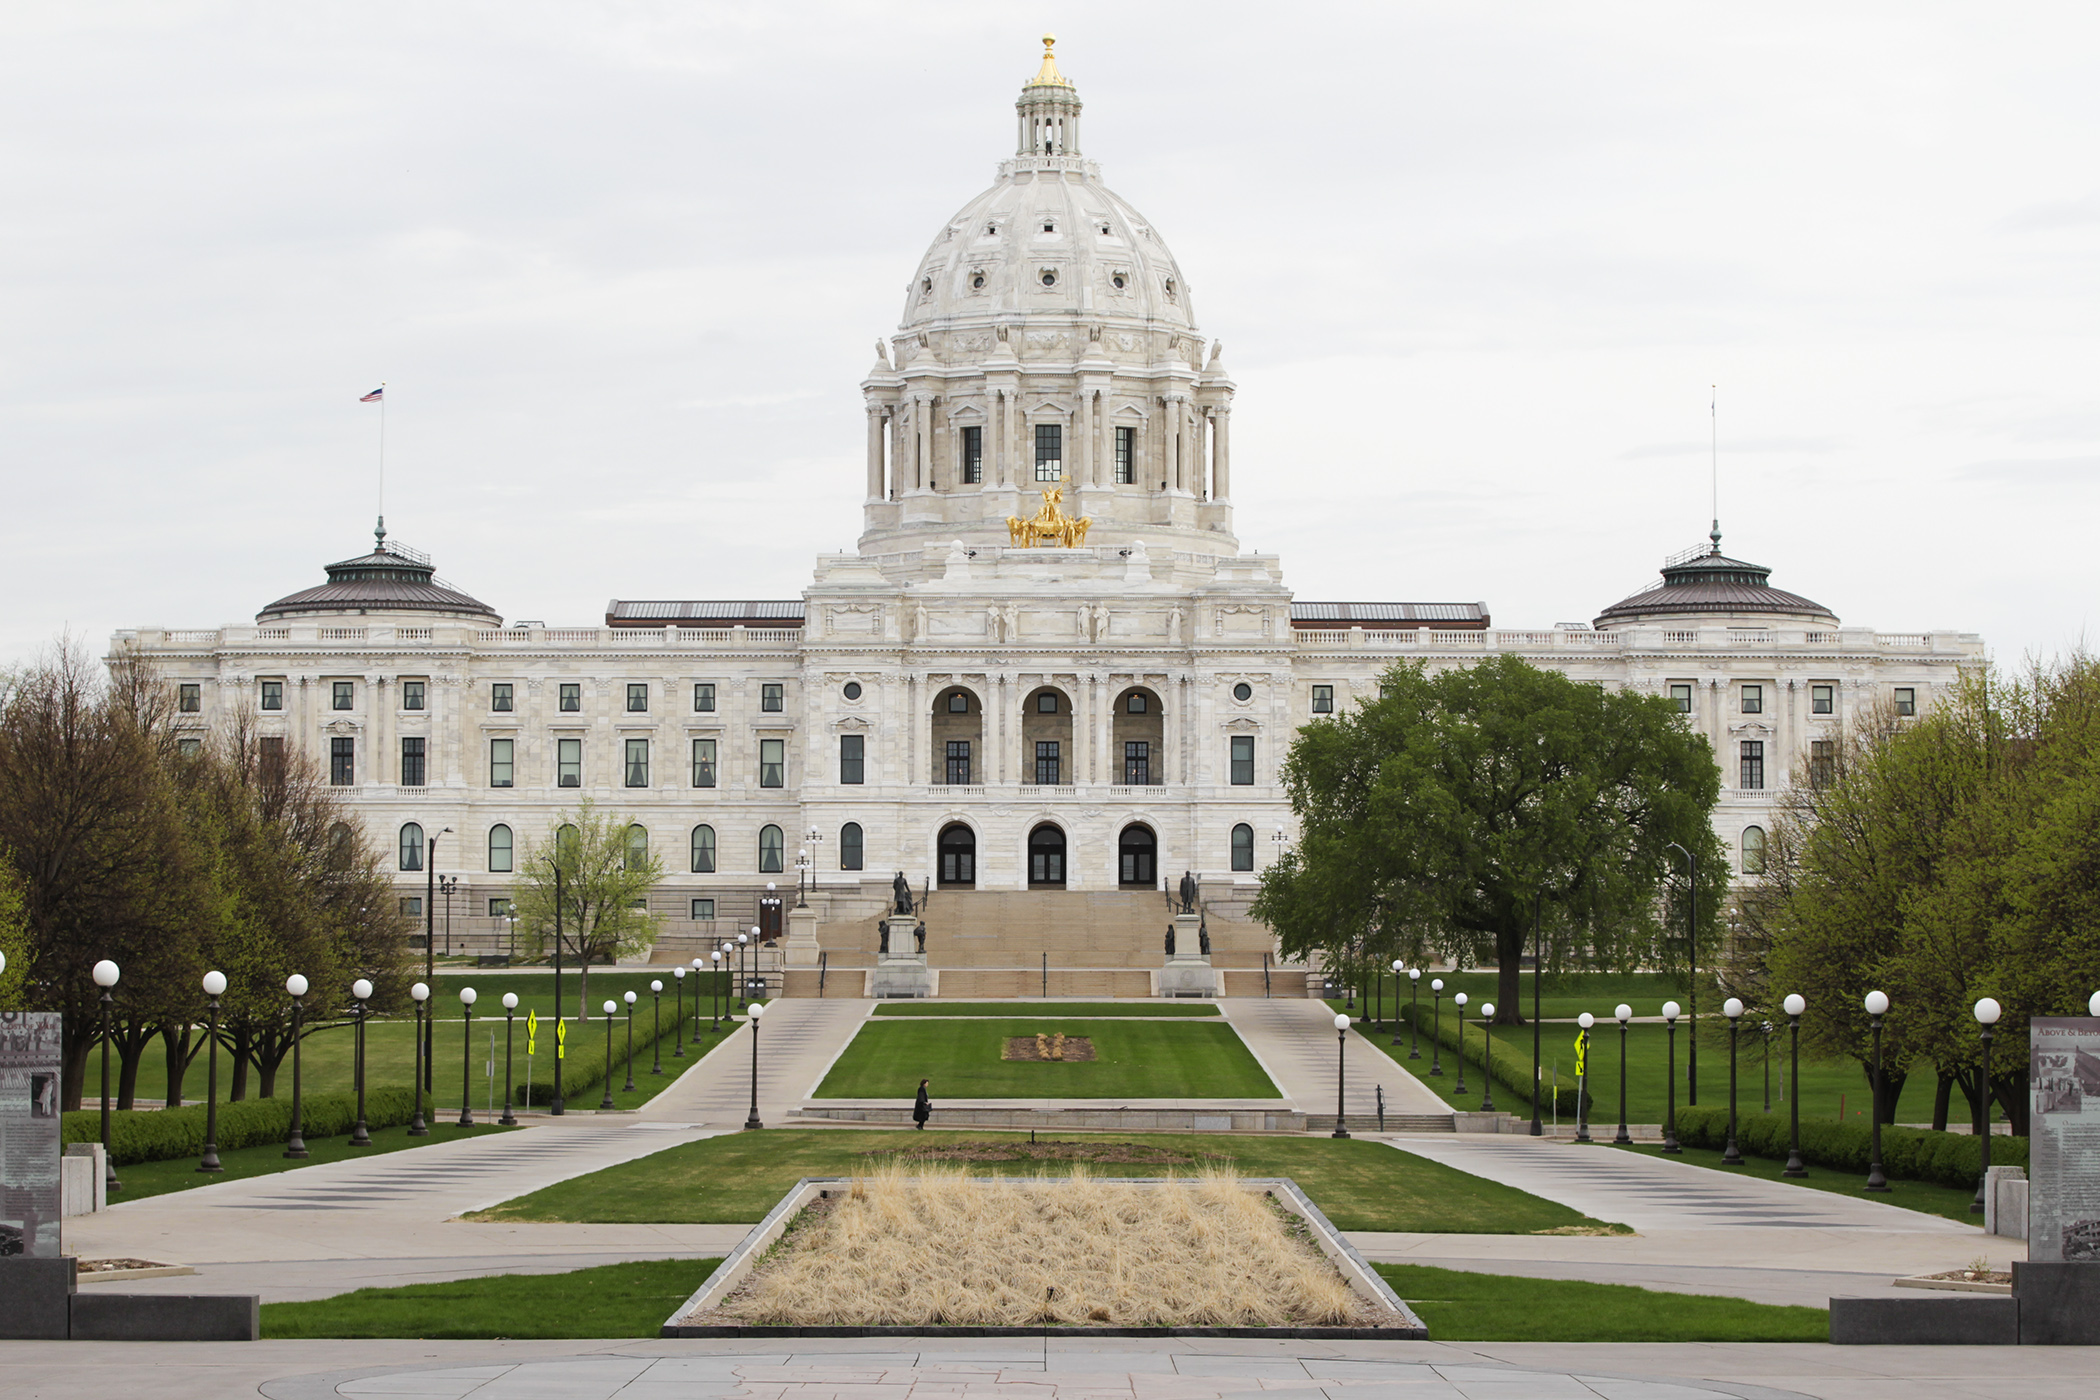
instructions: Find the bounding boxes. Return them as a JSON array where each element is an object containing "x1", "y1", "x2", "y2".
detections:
[
  {"x1": 0, "y1": 858, "x2": 29, "y2": 1009},
  {"x1": 509, "y1": 799, "x2": 663, "y2": 1021},
  {"x1": 1253, "y1": 655, "x2": 1728, "y2": 1023}
]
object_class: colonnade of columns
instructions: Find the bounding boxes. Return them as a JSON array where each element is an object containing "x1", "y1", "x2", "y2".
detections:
[{"x1": 864, "y1": 392, "x2": 1232, "y2": 502}]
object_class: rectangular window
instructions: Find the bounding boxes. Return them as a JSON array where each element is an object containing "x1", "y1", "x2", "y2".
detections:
[
  {"x1": 491, "y1": 682, "x2": 513, "y2": 712},
  {"x1": 761, "y1": 683, "x2": 784, "y2": 712},
  {"x1": 1035, "y1": 423, "x2": 1063, "y2": 481},
  {"x1": 839, "y1": 734, "x2": 865, "y2": 784},
  {"x1": 1811, "y1": 684, "x2": 1834, "y2": 715},
  {"x1": 626, "y1": 683, "x2": 648, "y2": 713},
  {"x1": 945, "y1": 740, "x2": 971, "y2": 785},
  {"x1": 557, "y1": 738, "x2": 581, "y2": 788},
  {"x1": 488, "y1": 897, "x2": 513, "y2": 917},
  {"x1": 489, "y1": 738, "x2": 514, "y2": 788},
  {"x1": 1740, "y1": 740, "x2": 1765, "y2": 790},
  {"x1": 1670, "y1": 683, "x2": 1693, "y2": 713},
  {"x1": 559, "y1": 683, "x2": 581, "y2": 712},
  {"x1": 399, "y1": 896, "x2": 422, "y2": 917},
  {"x1": 1124, "y1": 741, "x2": 1150, "y2": 786},
  {"x1": 330, "y1": 736, "x2": 354, "y2": 785},
  {"x1": 177, "y1": 683, "x2": 201, "y2": 713},
  {"x1": 624, "y1": 738, "x2": 649, "y2": 787},
  {"x1": 399, "y1": 737, "x2": 426, "y2": 787},
  {"x1": 401, "y1": 680, "x2": 425, "y2": 711},
  {"x1": 1311, "y1": 684, "x2": 1334, "y2": 715},
  {"x1": 1741, "y1": 685, "x2": 1763, "y2": 714},
  {"x1": 177, "y1": 737, "x2": 201, "y2": 758},
  {"x1": 1894, "y1": 687, "x2": 1917, "y2": 716},
  {"x1": 1034, "y1": 740, "x2": 1061, "y2": 786},
  {"x1": 332, "y1": 681, "x2": 354, "y2": 711},
  {"x1": 1114, "y1": 425, "x2": 1135, "y2": 484},
  {"x1": 1810, "y1": 739, "x2": 1836, "y2": 788},
  {"x1": 1230, "y1": 735, "x2": 1255, "y2": 786},
  {"x1": 690, "y1": 898, "x2": 716, "y2": 921},
  {"x1": 258, "y1": 735, "x2": 285, "y2": 783},
  {"x1": 961, "y1": 425, "x2": 983, "y2": 484},
  {"x1": 759, "y1": 738, "x2": 785, "y2": 788},
  {"x1": 693, "y1": 683, "x2": 715, "y2": 712},
  {"x1": 691, "y1": 738, "x2": 716, "y2": 787},
  {"x1": 260, "y1": 680, "x2": 283, "y2": 711}
]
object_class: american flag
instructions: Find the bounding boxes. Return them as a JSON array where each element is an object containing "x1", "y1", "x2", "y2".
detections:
[{"x1": 359, "y1": 387, "x2": 384, "y2": 402}]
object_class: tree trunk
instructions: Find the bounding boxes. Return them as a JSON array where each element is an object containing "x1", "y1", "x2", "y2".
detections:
[
  {"x1": 62, "y1": 1034, "x2": 92, "y2": 1113},
  {"x1": 228, "y1": 1025, "x2": 251, "y2": 1102},
  {"x1": 1861, "y1": 1060, "x2": 1909, "y2": 1124},
  {"x1": 1994, "y1": 1069, "x2": 2030, "y2": 1136},
  {"x1": 1931, "y1": 1071, "x2": 1953, "y2": 1132},
  {"x1": 160, "y1": 1023, "x2": 193, "y2": 1107},
  {"x1": 116, "y1": 1041, "x2": 142, "y2": 1111},
  {"x1": 1495, "y1": 926, "x2": 1527, "y2": 1024}
]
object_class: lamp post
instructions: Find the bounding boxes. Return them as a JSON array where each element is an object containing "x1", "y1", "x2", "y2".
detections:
[
  {"x1": 458, "y1": 986, "x2": 478, "y2": 1126},
  {"x1": 1661, "y1": 1000, "x2": 1682, "y2": 1154},
  {"x1": 1864, "y1": 989, "x2": 1890, "y2": 1191},
  {"x1": 1613, "y1": 1004, "x2": 1633, "y2": 1145},
  {"x1": 548, "y1": 857, "x2": 565, "y2": 1116},
  {"x1": 745, "y1": 1001, "x2": 767, "y2": 1130},
  {"x1": 408, "y1": 981, "x2": 430, "y2": 1135},
  {"x1": 1331, "y1": 1011, "x2": 1352, "y2": 1138},
  {"x1": 439, "y1": 873, "x2": 459, "y2": 957},
  {"x1": 499, "y1": 992, "x2": 519, "y2": 1126},
  {"x1": 650, "y1": 981, "x2": 664, "y2": 1074},
  {"x1": 1574, "y1": 1012, "x2": 1594, "y2": 1143},
  {"x1": 710, "y1": 950, "x2": 724, "y2": 1032},
  {"x1": 738, "y1": 931, "x2": 750, "y2": 1007},
  {"x1": 622, "y1": 989, "x2": 638, "y2": 1091},
  {"x1": 803, "y1": 825, "x2": 823, "y2": 902},
  {"x1": 796, "y1": 846, "x2": 811, "y2": 908},
  {"x1": 1452, "y1": 993, "x2": 1469, "y2": 1095},
  {"x1": 1406, "y1": 968, "x2": 1422, "y2": 1058},
  {"x1": 1971, "y1": 997, "x2": 2001, "y2": 1213},
  {"x1": 1666, "y1": 841, "x2": 1698, "y2": 1105},
  {"x1": 198, "y1": 970, "x2": 227, "y2": 1172},
  {"x1": 1721, "y1": 997, "x2": 1744, "y2": 1163},
  {"x1": 92, "y1": 959, "x2": 121, "y2": 1194},
  {"x1": 599, "y1": 1000, "x2": 619, "y2": 1110},
  {"x1": 349, "y1": 978, "x2": 374, "y2": 1146},
  {"x1": 1530, "y1": 888, "x2": 1546, "y2": 1138},
  {"x1": 284, "y1": 973, "x2": 309, "y2": 1158},
  {"x1": 1390, "y1": 961, "x2": 1406, "y2": 1047},
  {"x1": 1478, "y1": 1003, "x2": 1496, "y2": 1111},
  {"x1": 1782, "y1": 993, "x2": 1807, "y2": 1176},
  {"x1": 1429, "y1": 978, "x2": 1445, "y2": 1076},
  {"x1": 672, "y1": 968, "x2": 686, "y2": 1058},
  {"x1": 1761, "y1": 1020, "x2": 1774, "y2": 1112},
  {"x1": 422, "y1": 827, "x2": 451, "y2": 1096}
]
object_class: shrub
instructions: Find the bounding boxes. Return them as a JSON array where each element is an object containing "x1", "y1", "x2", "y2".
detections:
[
  {"x1": 1670, "y1": 1104, "x2": 2027, "y2": 1190},
  {"x1": 62, "y1": 1086, "x2": 419, "y2": 1167},
  {"x1": 1400, "y1": 1006, "x2": 1590, "y2": 1117}
]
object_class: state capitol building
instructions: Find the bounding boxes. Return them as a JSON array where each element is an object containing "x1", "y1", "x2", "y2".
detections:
[{"x1": 113, "y1": 41, "x2": 1983, "y2": 996}]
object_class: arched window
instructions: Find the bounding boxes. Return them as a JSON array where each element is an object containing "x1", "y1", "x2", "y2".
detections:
[
  {"x1": 556, "y1": 823, "x2": 580, "y2": 862},
  {"x1": 625, "y1": 824, "x2": 649, "y2": 871},
  {"x1": 1118, "y1": 825, "x2": 1156, "y2": 887},
  {"x1": 327, "y1": 821, "x2": 355, "y2": 870},
  {"x1": 939, "y1": 823, "x2": 976, "y2": 886},
  {"x1": 690, "y1": 824, "x2": 716, "y2": 874},
  {"x1": 758, "y1": 824, "x2": 785, "y2": 873},
  {"x1": 840, "y1": 822, "x2": 864, "y2": 871},
  {"x1": 1231, "y1": 823, "x2": 1255, "y2": 872},
  {"x1": 1741, "y1": 826, "x2": 1767, "y2": 875},
  {"x1": 398, "y1": 822, "x2": 424, "y2": 871},
  {"x1": 488, "y1": 824, "x2": 513, "y2": 873}
]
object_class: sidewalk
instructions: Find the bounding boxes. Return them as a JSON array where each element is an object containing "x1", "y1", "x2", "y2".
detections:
[{"x1": 1220, "y1": 999, "x2": 1450, "y2": 1115}]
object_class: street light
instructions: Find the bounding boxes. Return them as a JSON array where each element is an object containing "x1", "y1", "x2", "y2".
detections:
[
  {"x1": 744, "y1": 1001, "x2": 767, "y2": 1130},
  {"x1": 1782, "y1": 993, "x2": 1807, "y2": 1176},
  {"x1": 284, "y1": 973, "x2": 310, "y2": 1158},
  {"x1": 439, "y1": 873, "x2": 459, "y2": 957},
  {"x1": 621, "y1": 989, "x2": 638, "y2": 1092},
  {"x1": 649, "y1": 982, "x2": 664, "y2": 1077},
  {"x1": 1452, "y1": 993, "x2": 1470, "y2": 1096},
  {"x1": 92, "y1": 959, "x2": 121, "y2": 1194},
  {"x1": 1863, "y1": 989, "x2": 1891, "y2": 1191},
  {"x1": 421, "y1": 827, "x2": 452, "y2": 1096},
  {"x1": 1478, "y1": 1004, "x2": 1496, "y2": 1111},
  {"x1": 1661, "y1": 1000, "x2": 1682, "y2": 1154},
  {"x1": 1722, "y1": 997, "x2": 1745, "y2": 1164},
  {"x1": 198, "y1": 970, "x2": 228, "y2": 1173},
  {"x1": 408, "y1": 982, "x2": 431, "y2": 1135},
  {"x1": 1761, "y1": 1020, "x2": 1774, "y2": 1112},
  {"x1": 499, "y1": 992, "x2": 519, "y2": 1126},
  {"x1": 1971, "y1": 997, "x2": 2001, "y2": 1213},
  {"x1": 458, "y1": 986, "x2": 479, "y2": 1126},
  {"x1": 1390, "y1": 961, "x2": 1406, "y2": 1047},
  {"x1": 1665, "y1": 840, "x2": 1699, "y2": 1106},
  {"x1": 1429, "y1": 978, "x2": 1445, "y2": 1076},
  {"x1": 672, "y1": 967, "x2": 687, "y2": 1059},
  {"x1": 1406, "y1": 968, "x2": 1422, "y2": 1059},
  {"x1": 1574, "y1": 1012, "x2": 1595, "y2": 1143},
  {"x1": 738, "y1": 931, "x2": 751, "y2": 1008},
  {"x1": 349, "y1": 978, "x2": 375, "y2": 1146},
  {"x1": 710, "y1": 951, "x2": 724, "y2": 1032},
  {"x1": 599, "y1": 1000, "x2": 619, "y2": 1110},
  {"x1": 1331, "y1": 1011, "x2": 1352, "y2": 1139},
  {"x1": 803, "y1": 826, "x2": 824, "y2": 902},
  {"x1": 1612, "y1": 1004, "x2": 1633, "y2": 1145}
]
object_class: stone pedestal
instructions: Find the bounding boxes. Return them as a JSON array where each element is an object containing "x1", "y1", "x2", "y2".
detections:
[
  {"x1": 872, "y1": 914, "x2": 934, "y2": 998},
  {"x1": 783, "y1": 904, "x2": 821, "y2": 969},
  {"x1": 1161, "y1": 913, "x2": 1217, "y2": 997}
]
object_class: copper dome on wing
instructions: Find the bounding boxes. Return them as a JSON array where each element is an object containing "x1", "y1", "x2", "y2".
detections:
[
  {"x1": 258, "y1": 528, "x2": 501, "y2": 624},
  {"x1": 1594, "y1": 540, "x2": 1836, "y2": 629}
]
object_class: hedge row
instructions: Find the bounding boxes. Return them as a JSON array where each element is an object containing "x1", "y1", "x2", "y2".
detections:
[
  {"x1": 1397, "y1": 1006, "x2": 1591, "y2": 1117},
  {"x1": 1670, "y1": 1103, "x2": 2028, "y2": 1190},
  {"x1": 514, "y1": 1009, "x2": 707, "y2": 1106},
  {"x1": 61, "y1": 1086, "x2": 418, "y2": 1167}
]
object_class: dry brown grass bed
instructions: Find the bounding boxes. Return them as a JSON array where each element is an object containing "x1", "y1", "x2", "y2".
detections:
[
  {"x1": 1002, "y1": 1032, "x2": 1096, "y2": 1061},
  {"x1": 870, "y1": 1138, "x2": 1207, "y2": 1166},
  {"x1": 689, "y1": 1165, "x2": 1382, "y2": 1329}
]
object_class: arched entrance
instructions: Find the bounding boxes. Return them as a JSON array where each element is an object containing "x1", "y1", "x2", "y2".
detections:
[
  {"x1": 1027, "y1": 823, "x2": 1067, "y2": 887},
  {"x1": 938, "y1": 823, "x2": 977, "y2": 887},
  {"x1": 1118, "y1": 824, "x2": 1157, "y2": 888}
]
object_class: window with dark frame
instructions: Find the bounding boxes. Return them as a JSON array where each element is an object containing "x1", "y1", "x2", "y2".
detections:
[
  {"x1": 839, "y1": 734, "x2": 865, "y2": 784},
  {"x1": 261, "y1": 680, "x2": 283, "y2": 711},
  {"x1": 332, "y1": 681, "x2": 354, "y2": 711},
  {"x1": 399, "y1": 737, "x2": 426, "y2": 787},
  {"x1": 488, "y1": 896, "x2": 512, "y2": 916},
  {"x1": 489, "y1": 825, "x2": 513, "y2": 873},
  {"x1": 560, "y1": 683, "x2": 581, "y2": 712},
  {"x1": 1126, "y1": 692, "x2": 1146, "y2": 714},
  {"x1": 627, "y1": 683, "x2": 649, "y2": 713},
  {"x1": 1114, "y1": 425, "x2": 1135, "y2": 484},
  {"x1": 759, "y1": 738, "x2": 785, "y2": 788},
  {"x1": 1034, "y1": 740, "x2": 1061, "y2": 785},
  {"x1": 1231, "y1": 823, "x2": 1255, "y2": 872},
  {"x1": 402, "y1": 680, "x2": 425, "y2": 711},
  {"x1": 961, "y1": 426, "x2": 983, "y2": 484},
  {"x1": 330, "y1": 736, "x2": 354, "y2": 785},
  {"x1": 176, "y1": 737, "x2": 201, "y2": 759},
  {"x1": 1035, "y1": 691, "x2": 1058, "y2": 713},
  {"x1": 1739, "y1": 740, "x2": 1765, "y2": 790},
  {"x1": 945, "y1": 740, "x2": 971, "y2": 785},
  {"x1": 491, "y1": 682, "x2": 513, "y2": 712},
  {"x1": 1741, "y1": 826, "x2": 1767, "y2": 874},
  {"x1": 1894, "y1": 687, "x2": 1917, "y2": 716},
  {"x1": 840, "y1": 822, "x2": 864, "y2": 871},
  {"x1": 692, "y1": 683, "x2": 714, "y2": 712},
  {"x1": 624, "y1": 738, "x2": 650, "y2": 787},
  {"x1": 399, "y1": 822, "x2": 424, "y2": 871},
  {"x1": 1311, "y1": 685, "x2": 1334, "y2": 714},
  {"x1": 1811, "y1": 684, "x2": 1834, "y2": 715},
  {"x1": 691, "y1": 897, "x2": 716, "y2": 920},
  {"x1": 761, "y1": 683, "x2": 784, "y2": 712},
  {"x1": 1741, "y1": 685, "x2": 1763, "y2": 714},
  {"x1": 259, "y1": 736, "x2": 285, "y2": 783},
  {"x1": 178, "y1": 683, "x2": 201, "y2": 713},
  {"x1": 624, "y1": 825, "x2": 649, "y2": 871},
  {"x1": 490, "y1": 738, "x2": 514, "y2": 788},
  {"x1": 758, "y1": 824, "x2": 784, "y2": 873},
  {"x1": 1123, "y1": 741, "x2": 1150, "y2": 786},
  {"x1": 948, "y1": 691, "x2": 969, "y2": 713},
  {"x1": 400, "y1": 896, "x2": 422, "y2": 917},
  {"x1": 690, "y1": 825, "x2": 716, "y2": 873},
  {"x1": 1810, "y1": 739, "x2": 1836, "y2": 788},
  {"x1": 691, "y1": 738, "x2": 716, "y2": 787},
  {"x1": 1035, "y1": 423, "x2": 1063, "y2": 481},
  {"x1": 1670, "y1": 684, "x2": 1693, "y2": 713},
  {"x1": 1230, "y1": 735, "x2": 1256, "y2": 785},
  {"x1": 557, "y1": 738, "x2": 581, "y2": 788}
]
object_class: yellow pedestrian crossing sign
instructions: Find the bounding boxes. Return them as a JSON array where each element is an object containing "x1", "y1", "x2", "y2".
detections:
[
  {"x1": 555, "y1": 1017, "x2": 567, "y2": 1060},
  {"x1": 527, "y1": 1010, "x2": 538, "y2": 1056},
  {"x1": 1573, "y1": 1030, "x2": 1588, "y2": 1079}
]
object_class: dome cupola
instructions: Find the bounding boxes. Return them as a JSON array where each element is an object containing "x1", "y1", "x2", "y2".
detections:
[
  {"x1": 1594, "y1": 531, "x2": 1837, "y2": 629},
  {"x1": 258, "y1": 520, "x2": 501, "y2": 625}
]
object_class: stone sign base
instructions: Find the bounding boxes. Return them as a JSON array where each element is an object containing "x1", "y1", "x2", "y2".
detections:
[
  {"x1": 0, "y1": 1257, "x2": 257, "y2": 1341},
  {"x1": 1830, "y1": 1261, "x2": 2100, "y2": 1345},
  {"x1": 1160, "y1": 953, "x2": 1217, "y2": 998}
]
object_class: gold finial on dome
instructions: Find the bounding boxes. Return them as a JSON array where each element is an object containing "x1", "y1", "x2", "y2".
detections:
[{"x1": 1029, "y1": 32, "x2": 1072, "y2": 88}]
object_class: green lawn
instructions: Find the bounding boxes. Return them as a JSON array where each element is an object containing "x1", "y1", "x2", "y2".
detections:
[
  {"x1": 812, "y1": 1019, "x2": 1276, "y2": 1099},
  {"x1": 261, "y1": 1258, "x2": 720, "y2": 1339},
  {"x1": 1373, "y1": 1263, "x2": 1827, "y2": 1342},
  {"x1": 1348, "y1": 971, "x2": 1691, "y2": 1024},
  {"x1": 873, "y1": 1001, "x2": 1220, "y2": 1017},
  {"x1": 110, "y1": 1122, "x2": 519, "y2": 1202},
  {"x1": 1607, "y1": 1141, "x2": 1985, "y2": 1224},
  {"x1": 467, "y1": 1128, "x2": 1625, "y2": 1235}
]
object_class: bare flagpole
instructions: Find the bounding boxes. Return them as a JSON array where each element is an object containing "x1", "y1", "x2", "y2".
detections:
[{"x1": 1709, "y1": 383, "x2": 1719, "y2": 548}]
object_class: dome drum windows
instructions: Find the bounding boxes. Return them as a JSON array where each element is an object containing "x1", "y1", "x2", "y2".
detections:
[
  {"x1": 1109, "y1": 270, "x2": 1128, "y2": 291},
  {"x1": 969, "y1": 269, "x2": 988, "y2": 291},
  {"x1": 1037, "y1": 267, "x2": 1059, "y2": 288}
]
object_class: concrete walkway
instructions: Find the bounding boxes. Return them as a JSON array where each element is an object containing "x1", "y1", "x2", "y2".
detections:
[
  {"x1": 1220, "y1": 999, "x2": 1449, "y2": 1115},
  {"x1": 636, "y1": 998, "x2": 870, "y2": 1124}
]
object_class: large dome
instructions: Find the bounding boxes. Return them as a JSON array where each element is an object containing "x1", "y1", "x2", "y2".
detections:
[
  {"x1": 258, "y1": 526, "x2": 500, "y2": 625},
  {"x1": 1594, "y1": 537, "x2": 1836, "y2": 630}
]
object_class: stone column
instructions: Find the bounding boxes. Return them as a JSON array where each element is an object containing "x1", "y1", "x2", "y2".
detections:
[
  {"x1": 374, "y1": 677, "x2": 392, "y2": 786},
  {"x1": 866, "y1": 406, "x2": 886, "y2": 499},
  {"x1": 1095, "y1": 674, "x2": 1112, "y2": 785},
  {"x1": 1079, "y1": 389, "x2": 1095, "y2": 486},
  {"x1": 1212, "y1": 407, "x2": 1231, "y2": 500},
  {"x1": 1074, "y1": 675, "x2": 1091, "y2": 784}
]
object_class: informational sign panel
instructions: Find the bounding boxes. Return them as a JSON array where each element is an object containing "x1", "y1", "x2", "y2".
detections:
[
  {"x1": 2029, "y1": 1016, "x2": 2100, "y2": 1263},
  {"x1": 0, "y1": 1011, "x2": 64, "y2": 1259}
]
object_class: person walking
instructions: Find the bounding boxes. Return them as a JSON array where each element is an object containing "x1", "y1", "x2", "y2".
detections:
[{"x1": 913, "y1": 1078, "x2": 932, "y2": 1131}]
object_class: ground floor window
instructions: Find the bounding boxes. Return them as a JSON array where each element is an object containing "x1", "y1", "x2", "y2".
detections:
[
  {"x1": 1028, "y1": 824, "x2": 1066, "y2": 886},
  {"x1": 1118, "y1": 825, "x2": 1156, "y2": 887},
  {"x1": 840, "y1": 822, "x2": 864, "y2": 870},
  {"x1": 1231, "y1": 822, "x2": 1255, "y2": 871},
  {"x1": 939, "y1": 823, "x2": 976, "y2": 885}
]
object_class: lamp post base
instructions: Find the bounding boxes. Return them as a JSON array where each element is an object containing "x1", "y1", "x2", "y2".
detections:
[{"x1": 1783, "y1": 1153, "x2": 1807, "y2": 1178}]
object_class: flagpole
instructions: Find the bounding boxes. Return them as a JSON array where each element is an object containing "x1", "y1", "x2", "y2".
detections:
[{"x1": 379, "y1": 382, "x2": 387, "y2": 539}]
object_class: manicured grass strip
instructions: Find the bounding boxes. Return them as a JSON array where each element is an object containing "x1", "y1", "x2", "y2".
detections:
[
  {"x1": 110, "y1": 1122, "x2": 519, "y2": 1201},
  {"x1": 260, "y1": 1257, "x2": 720, "y2": 1339},
  {"x1": 873, "y1": 1001, "x2": 1219, "y2": 1017},
  {"x1": 1373, "y1": 1263, "x2": 1827, "y2": 1342},
  {"x1": 814, "y1": 1019, "x2": 1276, "y2": 1100},
  {"x1": 1607, "y1": 1140, "x2": 1985, "y2": 1225},
  {"x1": 467, "y1": 1129, "x2": 1625, "y2": 1236},
  {"x1": 1348, "y1": 971, "x2": 1691, "y2": 1025}
]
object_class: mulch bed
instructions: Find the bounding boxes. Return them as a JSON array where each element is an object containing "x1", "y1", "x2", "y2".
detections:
[
  {"x1": 1002, "y1": 1033, "x2": 1097, "y2": 1062},
  {"x1": 866, "y1": 1139, "x2": 1212, "y2": 1166}
]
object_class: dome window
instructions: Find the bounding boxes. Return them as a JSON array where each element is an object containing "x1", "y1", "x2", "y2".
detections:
[
  {"x1": 1164, "y1": 278, "x2": 1177, "y2": 300},
  {"x1": 1040, "y1": 269, "x2": 1058, "y2": 287},
  {"x1": 1042, "y1": 219, "x2": 1055, "y2": 232},
  {"x1": 1111, "y1": 272, "x2": 1127, "y2": 290},
  {"x1": 920, "y1": 276, "x2": 933, "y2": 296},
  {"x1": 1099, "y1": 222, "x2": 1113, "y2": 235},
  {"x1": 971, "y1": 272, "x2": 986, "y2": 289}
]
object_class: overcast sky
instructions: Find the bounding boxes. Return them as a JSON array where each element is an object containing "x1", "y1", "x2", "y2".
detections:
[{"x1": 5, "y1": 3, "x2": 2095, "y2": 667}]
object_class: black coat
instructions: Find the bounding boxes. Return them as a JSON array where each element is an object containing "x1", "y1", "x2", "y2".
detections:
[{"x1": 912, "y1": 1086, "x2": 931, "y2": 1123}]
